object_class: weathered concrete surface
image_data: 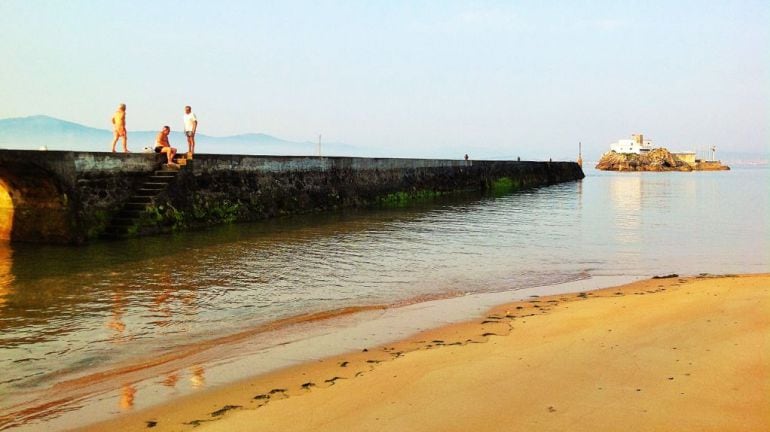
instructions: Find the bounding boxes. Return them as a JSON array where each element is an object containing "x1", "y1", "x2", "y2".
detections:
[
  {"x1": 0, "y1": 150, "x2": 584, "y2": 243},
  {"x1": 0, "y1": 150, "x2": 159, "y2": 243},
  {"x1": 129, "y1": 155, "x2": 584, "y2": 238}
]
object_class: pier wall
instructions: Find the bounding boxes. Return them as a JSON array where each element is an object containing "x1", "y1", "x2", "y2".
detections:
[
  {"x1": 0, "y1": 150, "x2": 584, "y2": 243},
  {"x1": 0, "y1": 151, "x2": 158, "y2": 243}
]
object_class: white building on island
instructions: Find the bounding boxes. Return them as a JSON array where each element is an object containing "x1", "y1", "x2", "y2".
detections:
[{"x1": 610, "y1": 134, "x2": 653, "y2": 154}]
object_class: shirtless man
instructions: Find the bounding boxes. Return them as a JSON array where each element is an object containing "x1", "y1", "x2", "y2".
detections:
[
  {"x1": 155, "y1": 126, "x2": 179, "y2": 168},
  {"x1": 110, "y1": 103, "x2": 129, "y2": 153},
  {"x1": 183, "y1": 105, "x2": 197, "y2": 158}
]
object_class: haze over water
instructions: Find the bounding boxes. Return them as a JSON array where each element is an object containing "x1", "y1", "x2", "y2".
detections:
[{"x1": 0, "y1": 167, "x2": 768, "y2": 429}]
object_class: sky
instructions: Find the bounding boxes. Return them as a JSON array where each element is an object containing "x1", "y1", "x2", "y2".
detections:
[{"x1": 0, "y1": 0, "x2": 767, "y2": 160}]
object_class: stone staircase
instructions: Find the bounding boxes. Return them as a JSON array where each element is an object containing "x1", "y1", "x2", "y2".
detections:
[{"x1": 102, "y1": 154, "x2": 189, "y2": 239}]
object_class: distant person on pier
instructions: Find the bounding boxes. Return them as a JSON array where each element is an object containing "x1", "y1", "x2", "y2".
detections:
[
  {"x1": 183, "y1": 105, "x2": 198, "y2": 159},
  {"x1": 110, "y1": 103, "x2": 129, "y2": 153},
  {"x1": 155, "y1": 126, "x2": 179, "y2": 168}
]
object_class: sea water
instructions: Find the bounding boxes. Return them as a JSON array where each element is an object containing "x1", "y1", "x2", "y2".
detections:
[{"x1": 0, "y1": 166, "x2": 767, "y2": 429}]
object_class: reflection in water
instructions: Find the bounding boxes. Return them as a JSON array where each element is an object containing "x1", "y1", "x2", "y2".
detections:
[
  {"x1": 151, "y1": 272, "x2": 174, "y2": 329},
  {"x1": 190, "y1": 366, "x2": 205, "y2": 389},
  {"x1": 576, "y1": 177, "x2": 583, "y2": 210},
  {"x1": 609, "y1": 174, "x2": 642, "y2": 245},
  {"x1": 162, "y1": 373, "x2": 179, "y2": 389},
  {"x1": 107, "y1": 290, "x2": 127, "y2": 343},
  {"x1": 0, "y1": 243, "x2": 12, "y2": 306},
  {"x1": 119, "y1": 385, "x2": 136, "y2": 411},
  {"x1": 0, "y1": 168, "x2": 768, "y2": 429},
  {"x1": 0, "y1": 179, "x2": 13, "y2": 241}
]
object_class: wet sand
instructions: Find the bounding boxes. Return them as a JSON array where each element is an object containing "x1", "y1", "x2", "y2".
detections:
[{"x1": 80, "y1": 274, "x2": 769, "y2": 432}]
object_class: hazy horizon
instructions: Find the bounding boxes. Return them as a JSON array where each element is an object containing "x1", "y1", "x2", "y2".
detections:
[
  {"x1": 1, "y1": 1, "x2": 767, "y2": 160},
  {"x1": 1, "y1": 114, "x2": 767, "y2": 163}
]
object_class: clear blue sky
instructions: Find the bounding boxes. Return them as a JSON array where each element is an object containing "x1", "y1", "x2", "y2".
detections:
[{"x1": 1, "y1": 0, "x2": 767, "y2": 159}]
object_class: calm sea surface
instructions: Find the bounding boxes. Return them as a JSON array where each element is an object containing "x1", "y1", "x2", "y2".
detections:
[{"x1": 0, "y1": 166, "x2": 768, "y2": 428}]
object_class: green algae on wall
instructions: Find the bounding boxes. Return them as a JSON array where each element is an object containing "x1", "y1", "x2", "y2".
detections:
[
  {"x1": 380, "y1": 189, "x2": 447, "y2": 208},
  {"x1": 490, "y1": 177, "x2": 522, "y2": 195},
  {"x1": 135, "y1": 199, "x2": 242, "y2": 234},
  {"x1": 84, "y1": 209, "x2": 111, "y2": 239},
  {"x1": 197, "y1": 200, "x2": 241, "y2": 224}
]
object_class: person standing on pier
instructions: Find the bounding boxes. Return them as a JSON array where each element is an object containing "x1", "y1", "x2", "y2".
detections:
[
  {"x1": 110, "y1": 103, "x2": 129, "y2": 153},
  {"x1": 183, "y1": 105, "x2": 198, "y2": 158}
]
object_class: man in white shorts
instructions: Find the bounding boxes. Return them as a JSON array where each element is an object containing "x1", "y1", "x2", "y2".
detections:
[{"x1": 183, "y1": 105, "x2": 198, "y2": 158}]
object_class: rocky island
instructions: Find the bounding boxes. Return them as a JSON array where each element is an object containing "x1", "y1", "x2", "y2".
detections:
[{"x1": 596, "y1": 147, "x2": 730, "y2": 172}]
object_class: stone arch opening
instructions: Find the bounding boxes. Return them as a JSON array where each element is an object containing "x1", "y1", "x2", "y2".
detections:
[{"x1": 0, "y1": 166, "x2": 72, "y2": 243}]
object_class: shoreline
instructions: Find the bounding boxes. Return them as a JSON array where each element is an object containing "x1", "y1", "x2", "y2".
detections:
[
  {"x1": 2, "y1": 275, "x2": 637, "y2": 431},
  {"x1": 74, "y1": 273, "x2": 769, "y2": 432}
]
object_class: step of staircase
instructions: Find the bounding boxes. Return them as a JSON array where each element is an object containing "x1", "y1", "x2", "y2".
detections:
[
  {"x1": 124, "y1": 202, "x2": 149, "y2": 210},
  {"x1": 142, "y1": 181, "x2": 171, "y2": 188},
  {"x1": 154, "y1": 170, "x2": 178, "y2": 177},
  {"x1": 128, "y1": 196, "x2": 154, "y2": 204},
  {"x1": 148, "y1": 175, "x2": 176, "y2": 182},
  {"x1": 102, "y1": 159, "x2": 189, "y2": 239},
  {"x1": 116, "y1": 209, "x2": 144, "y2": 218},
  {"x1": 137, "y1": 187, "x2": 165, "y2": 195}
]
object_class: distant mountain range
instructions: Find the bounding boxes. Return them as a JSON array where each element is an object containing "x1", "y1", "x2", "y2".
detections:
[
  {"x1": 0, "y1": 115, "x2": 380, "y2": 157},
  {"x1": 1, "y1": 115, "x2": 766, "y2": 164}
]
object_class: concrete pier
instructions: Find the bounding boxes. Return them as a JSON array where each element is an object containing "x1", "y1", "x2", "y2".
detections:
[{"x1": 0, "y1": 150, "x2": 584, "y2": 243}]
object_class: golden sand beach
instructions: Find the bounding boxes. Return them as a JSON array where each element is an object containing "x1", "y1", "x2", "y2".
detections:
[{"x1": 79, "y1": 274, "x2": 769, "y2": 432}]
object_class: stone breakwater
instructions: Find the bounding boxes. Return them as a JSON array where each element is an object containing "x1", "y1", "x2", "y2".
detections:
[{"x1": 0, "y1": 150, "x2": 584, "y2": 243}]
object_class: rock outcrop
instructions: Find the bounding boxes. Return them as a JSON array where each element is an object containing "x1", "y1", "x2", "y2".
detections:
[
  {"x1": 596, "y1": 148, "x2": 693, "y2": 171},
  {"x1": 693, "y1": 161, "x2": 731, "y2": 171}
]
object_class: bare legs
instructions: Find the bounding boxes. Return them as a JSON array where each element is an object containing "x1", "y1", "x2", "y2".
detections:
[
  {"x1": 186, "y1": 134, "x2": 195, "y2": 158},
  {"x1": 111, "y1": 131, "x2": 129, "y2": 153},
  {"x1": 161, "y1": 147, "x2": 177, "y2": 165}
]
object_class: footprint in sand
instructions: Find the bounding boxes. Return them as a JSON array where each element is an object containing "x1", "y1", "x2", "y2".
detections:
[
  {"x1": 211, "y1": 405, "x2": 242, "y2": 417},
  {"x1": 254, "y1": 388, "x2": 288, "y2": 404},
  {"x1": 324, "y1": 376, "x2": 345, "y2": 385}
]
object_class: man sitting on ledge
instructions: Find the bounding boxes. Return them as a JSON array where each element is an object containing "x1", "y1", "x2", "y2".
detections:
[{"x1": 155, "y1": 126, "x2": 179, "y2": 168}]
